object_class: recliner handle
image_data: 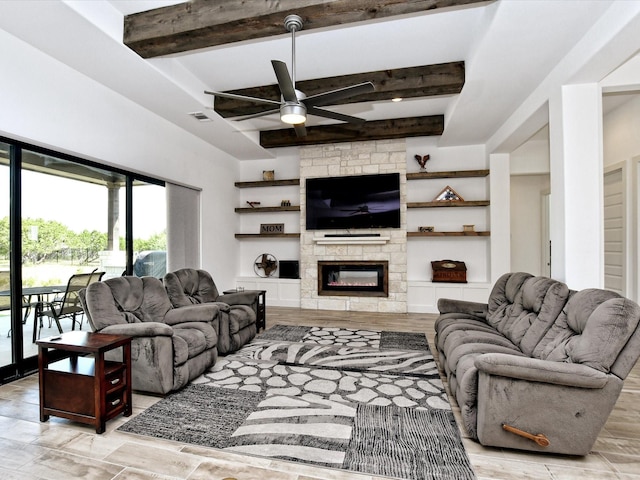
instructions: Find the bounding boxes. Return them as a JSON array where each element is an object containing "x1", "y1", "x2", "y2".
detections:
[{"x1": 502, "y1": 424, "x2": 550, "y2": 447}]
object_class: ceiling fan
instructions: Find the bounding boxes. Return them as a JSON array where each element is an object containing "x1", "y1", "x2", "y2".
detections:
[{"x1": 205, "y1": 14, "x2": 375, "y2": 137}]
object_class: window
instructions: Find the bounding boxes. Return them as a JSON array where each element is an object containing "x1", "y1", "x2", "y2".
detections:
[{"x1": 0, "y1": 137, "x2": 165, "y2": 382}]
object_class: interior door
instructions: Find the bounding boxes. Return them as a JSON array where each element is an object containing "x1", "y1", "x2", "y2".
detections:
[
  {"x1": 604, "y1": 169, "x2": 625, "y2": 295},
  {"x1": 541, "y1": 192, "x2": 551, "y2": 277}
]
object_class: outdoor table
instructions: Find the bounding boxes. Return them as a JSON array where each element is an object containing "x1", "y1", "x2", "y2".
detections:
[{"x1": 0, "y1": 285, "x2": 67, "y2": 342}]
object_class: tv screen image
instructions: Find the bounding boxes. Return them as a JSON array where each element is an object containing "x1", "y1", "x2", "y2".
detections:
[{"x1": 305, "y1": 173, "x2": 401, "y2": 230}]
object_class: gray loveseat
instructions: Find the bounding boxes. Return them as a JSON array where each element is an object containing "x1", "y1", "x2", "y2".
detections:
[
  {"x1": 80, "y1": 276, "x2": 222, "y2": 395},
  {"x1": 435, "y1": 272, "x2": 640, "y2": 455}
]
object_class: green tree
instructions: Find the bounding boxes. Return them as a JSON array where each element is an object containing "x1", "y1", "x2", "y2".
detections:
[
  {"x1": 0, "y1": 217, "x2": 9, "y2": 257},
  {"x1": 134, "y1": 230, "x2": 166, "y2": 252},
  {"x1": 22, "y1": 218, "x2": 70, "y2": 264}
]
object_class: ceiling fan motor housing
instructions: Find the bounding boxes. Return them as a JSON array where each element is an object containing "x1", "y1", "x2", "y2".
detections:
[{"x1": 280, "y1": 101, "x2": 307, "y2": 125}]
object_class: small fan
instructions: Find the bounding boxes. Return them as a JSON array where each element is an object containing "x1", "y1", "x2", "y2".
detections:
[
  {"x1": 254, "y1": 253, "x2": 278, "y2": 277},
  {"x1": 205, "y1": 14, "x2": 375, "y2": 138}
]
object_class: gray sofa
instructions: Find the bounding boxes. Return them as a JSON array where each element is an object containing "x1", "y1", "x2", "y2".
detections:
[
  {"x1": 435, "y1": 272, "x2": 640, "y2": 455},
  {"x1": 163, "y1": 268, "x2": 257, "y2": 354},
  {"x1": 80, "y1": 276, "x2": 222, "y2": 395}
]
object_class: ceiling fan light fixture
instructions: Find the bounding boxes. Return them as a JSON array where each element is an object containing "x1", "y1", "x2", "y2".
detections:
[{"x1": 280, "y1": 102, "x2": 306, "y2": 124}]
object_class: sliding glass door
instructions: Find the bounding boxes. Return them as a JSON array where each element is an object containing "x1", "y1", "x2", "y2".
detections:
[
  {"x1": 0, "y1": 141, "x2": 12, "y2": 372},
  {"x1": 0, "y1": 137, "x2": 165, "y2": 383}
]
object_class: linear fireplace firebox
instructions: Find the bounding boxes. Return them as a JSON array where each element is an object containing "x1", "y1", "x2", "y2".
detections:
[{"x1": 318, "y1": 260, "x2": 388, "y2": 297}]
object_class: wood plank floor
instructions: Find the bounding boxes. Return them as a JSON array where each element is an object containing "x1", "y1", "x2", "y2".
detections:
[{"x1": 0, "y1": 306, "x2": 638, "y2": 479}]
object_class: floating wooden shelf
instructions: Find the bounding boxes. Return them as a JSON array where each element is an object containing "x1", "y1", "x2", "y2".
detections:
[
  {"x1": 407, "y1": 200, "x2": 490, "y2": 208},
  {"x1": 234, "y1": 233, "x2": 301, "y2": 239},
  {"x1": 406, "y1": 169, "x2": 489, "y2": 180},
  {"x1": 407, "y1": 231, "x2": 490, "y2": 237},
  {"x1": 235, "y1": 206, "x2": 300, "y2": 213},
  {"x1": 234, "y1": 179, "x2": 300, "y2": 188}
]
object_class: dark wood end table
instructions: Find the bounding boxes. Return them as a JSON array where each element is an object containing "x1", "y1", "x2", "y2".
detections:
[{"x1": 37, "y1": 331, "x2": 132, "y2": 433}]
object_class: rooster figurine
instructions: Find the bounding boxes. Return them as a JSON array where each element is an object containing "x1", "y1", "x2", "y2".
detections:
[{"x1": 415, "y1": 154, "x2": 430, "y2": 171}]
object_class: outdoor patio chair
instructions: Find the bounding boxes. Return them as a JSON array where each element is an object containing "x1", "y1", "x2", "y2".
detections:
[
  {"x1": 38, "y1": 271, "x2": 105, "y2": 338},
  {"x1": 0, "y1": 271, "x2": 38, "y2": 338}
]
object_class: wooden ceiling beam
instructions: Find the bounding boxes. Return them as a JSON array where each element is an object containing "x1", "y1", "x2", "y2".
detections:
[
  {"x1": 213, "y1": 62, "x2": 464, "y2": 118},
  {"x1": 259, "y1": 115, "x2": 444, "y2": 148},
  {"x1": 124, "y1": 0, "x2": 489, "y2": 58}
]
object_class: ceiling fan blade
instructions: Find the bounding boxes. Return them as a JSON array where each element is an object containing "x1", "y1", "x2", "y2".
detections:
[
  {"x1": 304, "y1": 82, "x2": 375, "y2": 107},
  {"x1": 307, "y1": 106, "x2": 367, "y2": 124},
  {"x1": 294, "y1": 123, "x2": 307, "y2": 137},
  {"x1": 234, "y1": 108, "x2": 281, "y2": 121},
  {"x1": 204, "y1": 90, "x2": 281, "y2": 106},
  {"x1": 271, "y1": 60, "x2": 298, "y2": 102}
]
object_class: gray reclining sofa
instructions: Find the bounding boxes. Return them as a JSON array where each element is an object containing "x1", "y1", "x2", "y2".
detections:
[
  {"x1": 163, "y1": 268, "x2": 257, "y2": 354},
  {"x1": 435, "y1": 272, "x2": 640, "y2": 455},
  {"x1": 80, "y1": 276, "x2": 223, "y2": 395}
]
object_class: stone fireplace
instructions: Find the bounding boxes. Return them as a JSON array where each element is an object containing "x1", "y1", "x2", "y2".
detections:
[
  {"x1": 299, "y1": 139, "x2": 407, "y2": 313},
  {"x1": 318, "y1": 260, "x2": 388, "y2": 297}
]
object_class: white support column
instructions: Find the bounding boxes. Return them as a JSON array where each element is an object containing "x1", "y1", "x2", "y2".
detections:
[
  {"x1": 490, "y1": 153, "x2": 511, "y2": 283},
  {"x1": 549, "y1": 83, "x2": 604, "y2": 289}
]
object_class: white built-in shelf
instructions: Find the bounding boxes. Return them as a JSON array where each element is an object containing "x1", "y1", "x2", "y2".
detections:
[
  {"x1": 235, "y1": 205, "x2": 300, "y2": 213},
  {"x1": 235, "y1": 233, "x2": 300, "y2": 239},
  {"x1": 406, "y1": 169, "x2": 489, "y2": 180},
  {"x1": 235, "y1": 179, "x2": 300, "y2": 188},
  {"x1": 407, "y1": 231, "x2": 490, "y2": 237},
  {"x1": 407, "y1": 200, "x2": 490, "y2": 209}
]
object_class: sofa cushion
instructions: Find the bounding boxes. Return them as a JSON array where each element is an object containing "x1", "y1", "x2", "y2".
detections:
[
  {"x1": 532, "y1": 288, "x2": 640, "y2": 375},
  {"x1": 228, "y1": 305, "x2": 257, "y2": 332},
  {"x1": 84, "y1": 276, "x2": 173, "y2": 330},
  {"x1": 443, "y1": 330, "x2": 518, "y2": 370},
  {"x1": 447, "y1": 341, "x2": 523, "y2": 376},
  {"x1": 436, "y1": 318, "x2": 497, "y2": 353},
  {"x1": 487, "y1": 272, "x2": 532, "y2": 320},
  {"x1": 486, "y1": 275, "x2": 569, "y2": 355},
  {"x1": 164, "y1": 268, "x2": 220, "y2": 307},
  {"x1": 519, "y1": 278, "x2": 570, "y2": 355},
  {"x1": 172, "y1": 321, "x2": 218, "y2": 364},
  {"x1": 568, "y1": 295, "x2": 640, "y2": 373}
]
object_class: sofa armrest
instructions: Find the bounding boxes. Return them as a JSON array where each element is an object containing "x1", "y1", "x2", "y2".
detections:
[
  {"x1": 217, "y1": 291, "x2": 259, "y2": 307},
  {"x1": 437, "y1": 298, "x2": 488, "y2": 319},
  {"x1": 475, "y1": 353, "x2": 608, "y2": 389},
  {"x1": 100, "y1": 322, "x2": 173, "y2": 337},
  {"x1": 164, "y1": 303, "x2": 224, "y2": 325}
]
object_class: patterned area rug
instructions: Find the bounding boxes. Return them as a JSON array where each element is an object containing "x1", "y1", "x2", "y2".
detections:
[{"x1": 118, "y1": 326, "x2": 476, "y2": 480}]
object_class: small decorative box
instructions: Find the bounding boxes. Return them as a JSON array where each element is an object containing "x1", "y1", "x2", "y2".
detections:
[{"x1": 431, "y1": 260, "x2": 467, "y2": 283}]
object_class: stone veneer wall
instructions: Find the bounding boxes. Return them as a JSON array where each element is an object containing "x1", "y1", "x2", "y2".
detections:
[{"x1": 299, "y1": 139, "x2": 407, "y2": 313}]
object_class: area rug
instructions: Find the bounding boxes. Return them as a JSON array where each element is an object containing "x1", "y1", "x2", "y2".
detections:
[{"x1": 118, "y1": 326, "x2": 476, "y2": 480}]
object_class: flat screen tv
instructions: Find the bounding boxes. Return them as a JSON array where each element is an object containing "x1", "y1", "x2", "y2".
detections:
[{"x1": 306, "y1": 173, "x2": 401, "y2": 230}]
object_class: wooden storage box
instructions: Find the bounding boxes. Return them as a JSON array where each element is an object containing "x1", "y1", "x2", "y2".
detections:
[{"x1": 431, "y1": 260, "x2": 467, "y2": 283}]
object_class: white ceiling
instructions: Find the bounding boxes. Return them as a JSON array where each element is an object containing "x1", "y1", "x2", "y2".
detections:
[{"x1": 0, "y1": 0, "x2": 627, "y2": 160}]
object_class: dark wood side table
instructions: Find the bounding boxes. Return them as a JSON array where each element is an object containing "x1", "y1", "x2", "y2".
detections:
[
  {"x1": 37, "y1": 331, "x2": 132, "y2": 434},
  {"x1": 223, "y1": 289, "x2": 267, "y2": 331}
]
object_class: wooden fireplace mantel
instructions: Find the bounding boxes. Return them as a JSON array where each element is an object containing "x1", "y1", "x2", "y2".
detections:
[{"x1": 313, "y1": 235, "x2": 391, "y2": 245}]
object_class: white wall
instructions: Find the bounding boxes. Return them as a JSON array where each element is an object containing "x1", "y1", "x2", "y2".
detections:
[
  {"x1": 603, "y1": 95, "x2": 640, "y2": 167},
  {"x1": 0, "y1": 27, "x2": 241, "y2": 289}
]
